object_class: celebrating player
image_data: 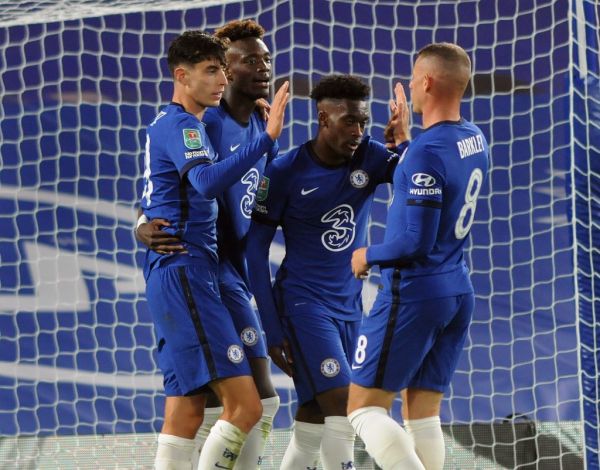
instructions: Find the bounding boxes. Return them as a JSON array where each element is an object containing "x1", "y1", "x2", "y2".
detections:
[
  {"x1": 247, "y1": 74, "x2": 409, "y2": 470},
  {"x1": 347, "y1": 43, "x2": 489, "y2": 470},
  {"x1": 137, "y1": 19, "x2": 281, "y2": 469},
  {"x1": 139, "y1": 30, "x2": 288, "y2": 470}
]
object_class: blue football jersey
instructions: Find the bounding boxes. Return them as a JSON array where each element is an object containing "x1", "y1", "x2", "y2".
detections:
[
  {"x1": 368, "y1": 119, "x2": 489, "y2": 300},
  {"x1": 203, "y1": 103, "x2": 277, "y2": 274},
  {"x1": 252, "y1": 136, "x2": 398, "y2": 321},
  {"x1": 140, "y1": 103, "x2": 219, "y2": 276}
]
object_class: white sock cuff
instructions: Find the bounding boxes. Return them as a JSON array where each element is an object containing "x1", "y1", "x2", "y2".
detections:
[
  {"x1": 405, "y1": 415, "x2": 441, "y2": 432},
  {"x1": 293, "y1": 421, "x2": 324, "y2": 450},
  {"x1": 294, "y1": 420, "x2": 324, "y2": 435},
  {"x1": 157, "y1": 433, "x2": 196, "y2": 449},
  {"x1": 213, "y1": 419, "x2": 247, "y2": 441},
  {"x1": 348, "y1": 406, "x2": 387, "y2": 433},
  {"x1": 260, "y1": 396, "x2": 280, "y2": 417},
  {"x1": 324, "y1": 416, "x2": 355, "y2": 437}
]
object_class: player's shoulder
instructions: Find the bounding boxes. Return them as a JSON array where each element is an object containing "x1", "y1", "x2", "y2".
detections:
[
  {"x1": 267, "y1": 144, "x2": 303, "y2": 172},
  {"x1": 147, "y1": 104, "x2": 200, "y2": 138}
]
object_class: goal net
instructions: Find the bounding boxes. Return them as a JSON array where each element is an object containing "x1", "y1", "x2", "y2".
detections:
[{"x1": 0, "y1": 0, "x2": 596, "y2": 468}]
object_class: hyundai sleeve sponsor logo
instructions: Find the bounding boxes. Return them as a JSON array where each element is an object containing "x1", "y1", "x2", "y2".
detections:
[{"x1": 411, "y1": 173, "x2": 436, "y2": 187}]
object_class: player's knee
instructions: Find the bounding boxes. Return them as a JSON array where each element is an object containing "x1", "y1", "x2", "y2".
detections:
[
  {"x1": 163, "y1": 409, "x2": 203, "y2": 438},
  {"x1": 224, "y1": 398, "x2": 263, "y2": 433}
]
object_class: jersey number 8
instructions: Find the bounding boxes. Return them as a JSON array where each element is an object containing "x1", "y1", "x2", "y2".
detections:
[{"x1": 454, "y1": 168, "x2": 483, "y2": 239}]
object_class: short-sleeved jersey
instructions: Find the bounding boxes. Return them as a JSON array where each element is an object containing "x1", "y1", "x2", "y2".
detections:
[
  {"x1": 375, "y1": 119, "x2": 489, "y2": 300},
  {"x1": 203, "y1": 103, "x2": 277, "y2": 274},
  {"x1": 140, "y1": 103, "x2": 219, "y2": 277},
  {"x1": 252, "y1": 136, "x2": 398, "y2": 321}
]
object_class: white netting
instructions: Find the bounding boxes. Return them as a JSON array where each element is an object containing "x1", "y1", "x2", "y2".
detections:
[{"x1": 0, "y1": 0, "x2": 589, "y2": 468}]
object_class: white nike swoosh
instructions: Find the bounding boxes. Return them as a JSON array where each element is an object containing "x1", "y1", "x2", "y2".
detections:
[
  {"x1": 300, "y1": 187, "x2": 319, "y2": 196},
  {"x1": 351, "y1": 365, "x2": 362, "y2": 370},
  {"x1": 230, "y1": 143, "x2": 241, "y2": 151}
]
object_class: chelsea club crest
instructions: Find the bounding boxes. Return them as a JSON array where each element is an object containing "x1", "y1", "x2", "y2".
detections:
[
  {"x1": 349, "y1": 170, "x2": 369, "y2": 188},
  {"x1": 227, "y1": 345, "x2": 245, "y2": 364}
]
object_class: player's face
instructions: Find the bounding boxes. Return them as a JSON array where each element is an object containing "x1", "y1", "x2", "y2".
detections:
[
  {"x1": 184, "y1": 58, "x2": 228, "y2": 108},
  {"x1": 409, "y1": 57, "x2": 426, "y2": 114},
  {"x1": 323, "y1": 99, "x2": 369, "y2": 159},
  {"x1": 225, "y1": 37, "x2": 272, "y2": 100}
]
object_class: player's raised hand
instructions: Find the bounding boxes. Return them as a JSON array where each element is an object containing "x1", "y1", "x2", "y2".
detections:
[
  {"x1": 268, "y1": 339, "x2": 294, "y2": 377},
  {"x1": 384, "y1": 82, "x2": 410, "y2": 146},
  {"x1": 351, "y1": 247, "x2": 370, "y2": 279},
  {"x1": 265, "y1": 80, "x2": 290, "y2": 140},
  {"x1": 136, "y1": 219, "x2": 186, "y2": 255}
]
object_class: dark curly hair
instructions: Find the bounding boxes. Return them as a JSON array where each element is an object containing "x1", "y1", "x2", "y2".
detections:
[
  {"x1": 167, "y1": 30, "x2": 229, "y2": 76},
  {"x1": 214, "y1": 19, "x2": 265, "y2": 42},
  {"x1": 310, "y1": 74, "x2": 370, "y2": 102}
]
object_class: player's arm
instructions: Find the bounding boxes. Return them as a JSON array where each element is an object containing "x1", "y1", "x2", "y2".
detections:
[
  {"x1": 246, "y1": 162, "x2": 294, "y2": 375},
  {"x1": 134, "y1": 208, "x2": 186, "y2": 255},
  {"x1": 246, "y1": 219, "x2": 294, "y2": 376},
  {"x1": 352, "y1": 203, "x2": 441, "y2": 277},
  {"x1": 352, "y1": 151, "x2": 443, "y2": 277},
  {"x1": 186, "y1": 81, "x2": 289, "y2": 198}
]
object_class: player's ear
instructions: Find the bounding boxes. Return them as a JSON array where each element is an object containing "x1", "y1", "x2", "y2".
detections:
[
  {"x1": 173, "y1": 65, "x2": 188, "y2": 86},
  {"x1": 318, "y1": 109, "x2": 329, "y2": 127},
  {"x1": 423, "y1": 74, "x2": 432, "y2": 92}
]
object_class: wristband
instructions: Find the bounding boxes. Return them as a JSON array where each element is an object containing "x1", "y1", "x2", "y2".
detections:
[{"x1": 135, "y1": 213, "x2": 148, "y2": 232}]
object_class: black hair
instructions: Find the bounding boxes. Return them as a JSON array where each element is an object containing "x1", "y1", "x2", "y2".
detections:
[
  {"x1": 214, "y1": 19, "x2": 265, "y2": 42},
  {"x1": 167, "y1": 30, "x2": 229, "y2": 76},
  {"x1": 309, "y1": 74, "x2": 370, "y2": 102}
]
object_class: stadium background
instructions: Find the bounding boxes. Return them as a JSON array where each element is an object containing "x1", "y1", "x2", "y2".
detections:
[{"x1": 0, "y1": 0, "x2": 598, "y2": 468}]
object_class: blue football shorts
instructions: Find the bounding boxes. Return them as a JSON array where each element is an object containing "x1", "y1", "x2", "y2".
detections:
[
  {"x1": 218, "y1": 259, "x2": 268, "y2": 359},
  {"x1": 351, "y1": 291, "x2": 474, "y2": 393},
  {"x1": 282, "y1": 304, "x2": 360, "y2": 406},
  {"x1": 145, "y1": 260, "x2": 251, "y2": 396}
]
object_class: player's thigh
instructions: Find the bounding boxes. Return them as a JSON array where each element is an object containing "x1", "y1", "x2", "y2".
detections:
[
  {"x1": 284, "y1": 312, "x2": 358, "y2": 405},
  {"x1": 410, "y1": 293, "x2": 474, "y2": 392},
  {"x1": 146, "y1": 264, "x2": 251, "y2": 396}
]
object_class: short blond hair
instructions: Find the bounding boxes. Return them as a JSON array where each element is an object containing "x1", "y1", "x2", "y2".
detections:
[{"x1": 417, "y1": 43, "x2": 471, "y2": 94}]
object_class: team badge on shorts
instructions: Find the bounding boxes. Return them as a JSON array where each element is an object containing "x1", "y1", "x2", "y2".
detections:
[
  {"x1": 349, "y1": 170, "x2": 369, "y2": 188},
  {"x1": 320, "y1": 358, "x2": 340, "y2": 377},
  {"x1": 183, "y1": 128, "x2": 202, "y2": 149},
  {"x1": 227, "y1": 345, "x2": 245, "y2": 364},
  {"x1": 240, "y1": 327, "x2": 259, "y2": 346}
]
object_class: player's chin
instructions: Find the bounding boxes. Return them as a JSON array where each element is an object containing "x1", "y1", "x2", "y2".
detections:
[
  {"x1": 248, "y1": 89, "x2": 270, "y2": 101},
  {"x1": 344, "y1": 142, "x2": 360, "y2": 156}
]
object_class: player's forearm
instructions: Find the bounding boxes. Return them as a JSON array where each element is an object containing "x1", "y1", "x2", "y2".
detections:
[
  {"x1": 187, "y1": 132, "x2": 274, "y2": 198},
  {"x1": 367, "y1": 206, "x2": 439, "y2": 266},
  {"x1": 246, "y1": 226, "x2": 285, "y2": 346}
]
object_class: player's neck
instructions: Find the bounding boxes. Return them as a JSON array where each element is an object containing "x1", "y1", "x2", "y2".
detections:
[
  {"x1": 222, "y1": 88, "x2": 258, "y2": 124},
  {"x1": 171, "y1": 91, "x2": 207, "y2": 120},
  {"x1": 311, "y1": 138, "x2": 349, "y2": 167},
  {"x1": 421, "y1": 103, "x2": 461, "y2": 129}
]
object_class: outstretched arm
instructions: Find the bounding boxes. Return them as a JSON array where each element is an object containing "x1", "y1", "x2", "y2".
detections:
[{"x1": 187, "y1": 81, "x2": 289, "y2": 198}]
